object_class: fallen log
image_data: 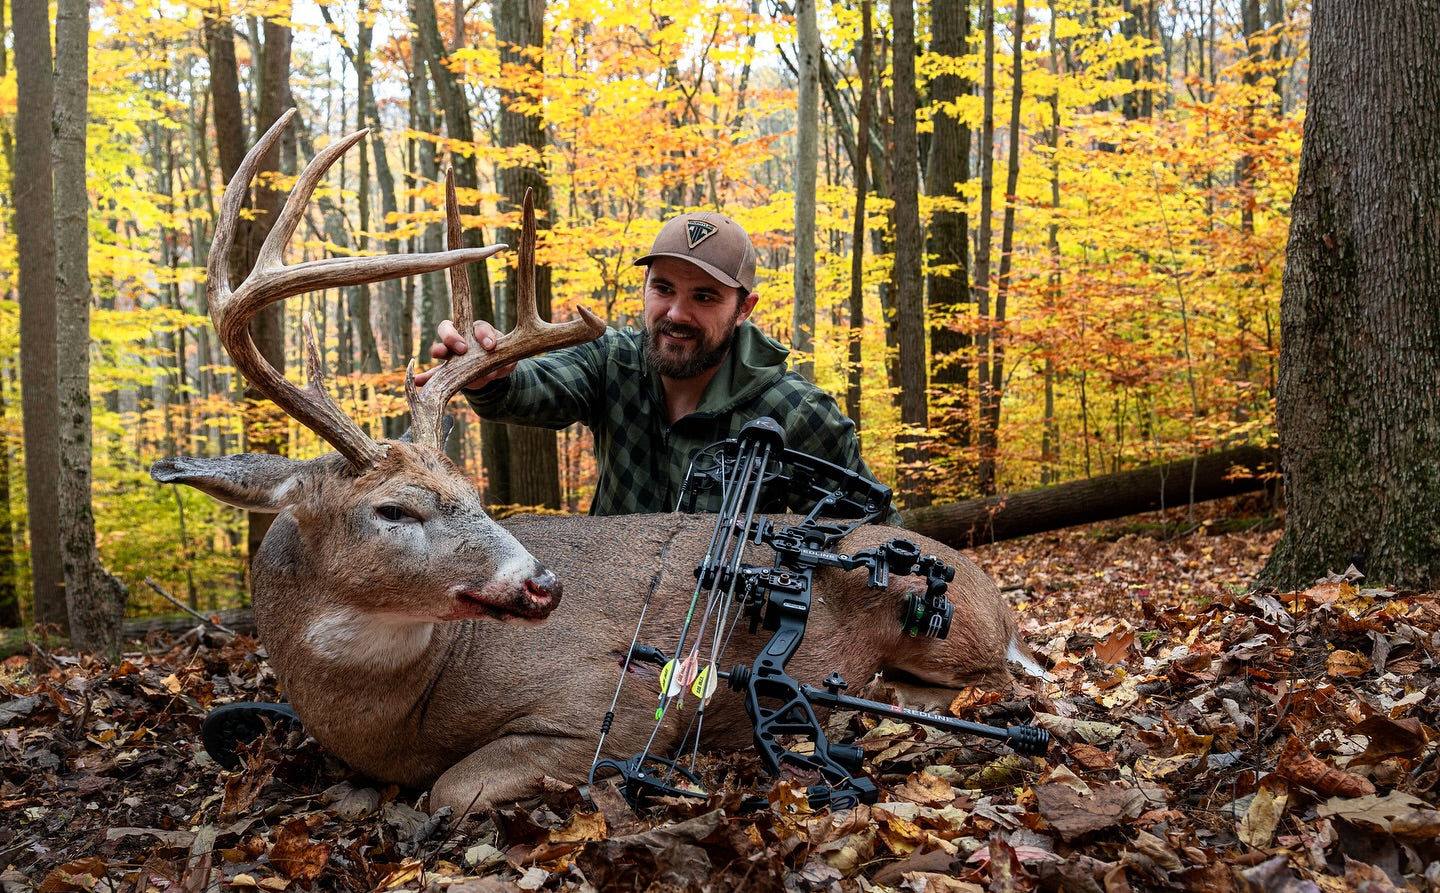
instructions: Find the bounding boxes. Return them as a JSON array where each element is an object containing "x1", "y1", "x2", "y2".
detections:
[
  {"x1": 122, "y1": 607, "x2": 257, "y2": 643},
  {"x1": 902, "y1": 445, "x2": 1277, "y2": 549}
]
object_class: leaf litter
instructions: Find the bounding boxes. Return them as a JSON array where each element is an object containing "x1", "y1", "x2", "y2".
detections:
[{"x1": 2, "y1": 499, "x2": 1437, "y2": 892}]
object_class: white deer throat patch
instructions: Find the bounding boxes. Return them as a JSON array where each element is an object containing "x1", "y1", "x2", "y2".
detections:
[{"x1": 305, "y1": 607, "x2": 436, "y2": 669}]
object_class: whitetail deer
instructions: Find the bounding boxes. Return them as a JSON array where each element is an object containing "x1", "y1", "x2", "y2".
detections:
[{"x1": 153, "y1": 110, "x2": 1031, "y2": 815}]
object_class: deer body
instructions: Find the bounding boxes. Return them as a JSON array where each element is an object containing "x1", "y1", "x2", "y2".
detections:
[
  {"x1": 160, "y1": 111, "x2": 1023, "y2": 815},
  {"x1": 159, "y1": 446, "x2": 1017, "y2": 812}
]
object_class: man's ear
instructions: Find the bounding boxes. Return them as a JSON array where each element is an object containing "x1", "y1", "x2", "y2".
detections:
[{"x1": 738, "y1": 290, "x2": 759, "y2": 324}]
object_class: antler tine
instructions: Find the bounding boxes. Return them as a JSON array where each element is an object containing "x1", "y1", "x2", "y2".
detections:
[
  {"x1": 444, "y1": 167, "x2": 475, "y2": 335},
  {"x1": 211, "y1": 108, "x2": 507, "y2": 469},
  {"x1": 406, "y1": 185, "x2": 606, "y2": 449}
]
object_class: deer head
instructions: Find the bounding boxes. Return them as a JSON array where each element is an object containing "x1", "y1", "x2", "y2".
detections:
[{"x1": 152, "y1": 109, "x2": 604, "y2": 635}]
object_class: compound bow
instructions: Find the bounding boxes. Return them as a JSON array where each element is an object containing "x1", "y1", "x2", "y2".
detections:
[{"x1": 590, "y1": 417, "x2": 1049, "y2": 811}]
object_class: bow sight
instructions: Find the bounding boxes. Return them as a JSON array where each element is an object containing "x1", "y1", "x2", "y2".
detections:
[{"x1": 589, "y1": 418, "x2": 1048, "y2": 811}]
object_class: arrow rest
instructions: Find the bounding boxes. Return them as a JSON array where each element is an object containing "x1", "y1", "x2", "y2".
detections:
[{"x1": 587, "y1": 417, "x2": 1049, "y2": 811}]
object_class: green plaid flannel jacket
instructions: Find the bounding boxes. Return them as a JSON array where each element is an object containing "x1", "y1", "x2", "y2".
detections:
[{"x1": 464, "y1": 322, "x2": 900, "y2": 522}]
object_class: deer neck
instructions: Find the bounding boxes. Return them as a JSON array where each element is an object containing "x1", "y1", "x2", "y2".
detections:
[{"x1": 301, "y1": 605, "x2": 441, "y2": 671}]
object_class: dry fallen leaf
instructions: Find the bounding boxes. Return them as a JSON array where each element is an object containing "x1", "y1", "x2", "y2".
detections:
[
  {"x1": 1317, "y1": 791, "x2": 1440, "y2": 839},
  {"x1": 1034, "y1": 782, "x2": 1146, "y2": 841},
  {"x1": 1237, "y1": 779, "x2": 1288, "y2": 849},
  {"x1": 1325, "y1": 649, "x2": 1371, "y2": 678},
  {"x1": 268, "y1": 817, "x2": 331, "y2": 884},
  {"x1": 1094, "y1": 629, "x2": 1137, "y2": 666},
  {"x1": 1274, "y1": 735, "x2": 1375, "y2": 798}
]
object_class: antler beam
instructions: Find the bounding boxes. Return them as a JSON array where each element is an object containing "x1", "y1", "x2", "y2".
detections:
[{"x1": 210, "y1": 109, "x2": 508, "y2": 469}]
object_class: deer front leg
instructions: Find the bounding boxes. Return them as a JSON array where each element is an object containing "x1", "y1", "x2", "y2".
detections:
[{"x1": 428, "y1": 732, "x2": 597, "y2": 815}]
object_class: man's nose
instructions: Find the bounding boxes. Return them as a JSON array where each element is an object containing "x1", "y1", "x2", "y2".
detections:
[{"x1": 666, "y1": 298, "x2": 695, "y2": 323}]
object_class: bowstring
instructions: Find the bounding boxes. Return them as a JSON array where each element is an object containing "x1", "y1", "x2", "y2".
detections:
[{"x1": 628, "y1": 435, "x2": 775, "y2": 789}]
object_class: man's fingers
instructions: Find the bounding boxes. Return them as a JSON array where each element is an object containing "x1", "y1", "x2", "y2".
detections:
[
  {"x1": 436, "y1": 319, "x2": 469, "y2": 355},
  {"x1": 473, "y1": 320, "x2": 501, "y2": 351}
]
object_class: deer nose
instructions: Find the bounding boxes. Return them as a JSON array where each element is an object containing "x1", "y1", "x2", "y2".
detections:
[{"x1": 524, "y1": 569, "x2": 562, "y2": 611}]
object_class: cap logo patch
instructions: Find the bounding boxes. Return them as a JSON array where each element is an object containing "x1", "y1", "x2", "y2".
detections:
[{"x1": 685, "y1": 219, "x2": 719, "y2": 249}]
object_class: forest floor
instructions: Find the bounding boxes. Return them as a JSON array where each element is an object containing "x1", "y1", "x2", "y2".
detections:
[{"x1": 2, "y1": 496, "x2": 1438, "y2": 893}]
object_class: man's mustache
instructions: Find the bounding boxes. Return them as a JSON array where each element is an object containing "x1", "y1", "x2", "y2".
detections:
[{"x1": 654, "y1": 320, "x2": 701, "y2": 340}]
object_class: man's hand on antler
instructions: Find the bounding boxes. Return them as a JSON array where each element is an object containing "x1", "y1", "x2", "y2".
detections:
[{"x1": 414, "y1": 319, "x2": 519, "y2": 391}]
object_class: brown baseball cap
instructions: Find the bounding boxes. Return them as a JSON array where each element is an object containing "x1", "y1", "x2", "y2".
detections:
[{"x1": 634, "y1": 211, "x2": 757, "y2": 293}]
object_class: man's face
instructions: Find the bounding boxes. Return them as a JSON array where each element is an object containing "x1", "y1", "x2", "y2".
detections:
[{"x1": 642, "y1": 257, "x2": 758, "y2": 380}]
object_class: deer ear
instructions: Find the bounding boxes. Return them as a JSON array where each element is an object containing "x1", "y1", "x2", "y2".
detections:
[{"x1": 150, "y1": 454, "x2": 313, "y2": 513}]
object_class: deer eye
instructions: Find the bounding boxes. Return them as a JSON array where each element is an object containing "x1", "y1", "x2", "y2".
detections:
[{"x1": 376, "y1": 504, "x2": 413, "y2": 522}]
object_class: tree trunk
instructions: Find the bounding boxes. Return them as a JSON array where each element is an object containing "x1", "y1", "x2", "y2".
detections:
[
  {"x1": 247, "y1": 18, "x2": 293, "y2": 564},
  {"x1": 904, "y1": 446, "x2": 1277, "y2": 548},
  {"x1": 973, "y1": 0, "x2": 998, "y2": 495},
  {"x1": 792, "y1": 0, "x2": 819, "y2": 382},
  {"x1": 845, "y1": 0, "x2": 874, "y2": 431},
  {"x1": 409, "y1": 57, "x2": 446, "y2": 346},
  {"x1": 13, "y1": 0, "x2": 65, "y2": 629},
  {"x1": 890, "y1": 0, "x2": 928, "y2": 508},
  {"x1": 1260, "y1": 0, "x2": 1440, "y2": 591},
  {"x1": 1042, "y1": 0, "x2": 1062, "y2": 485},
  {"x1": 982, "y1": 0, "x2": 1025, "y2": 493},
  {"x1": 54, "y1": 0, "x2": 128, "y2": 653},
  {"x1": 495, "y1": 0, "x2": 562, "y2": 509},
  {"x1": 925, "y1": 0, "x2": 972, "y2": 488},
  {"x1": 0, "y1": 368, "x2": 16, "y2": 627},
  {"x1": 412, "y1": 0, "x2": 506, "y2": 498}
]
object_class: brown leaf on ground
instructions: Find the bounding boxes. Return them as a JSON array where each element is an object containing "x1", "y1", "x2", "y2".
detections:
[
  {"x1": 1275, "y1": 734, "x2": 1376, "y2": 798},
  {"x1": 1035, "y1": 782, "x2": 1146, "y2": 841},
  {"x1": 268, "y1": 817, "x2": 330, "y2": 884},
  {"x1": 1325, "y1": 649, "x2": 1371, "y2": 677}
]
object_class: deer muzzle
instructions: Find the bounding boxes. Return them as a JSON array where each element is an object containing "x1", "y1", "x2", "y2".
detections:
[{"x1": 449, "y1": 567, "x2": 561, "y2": 625}]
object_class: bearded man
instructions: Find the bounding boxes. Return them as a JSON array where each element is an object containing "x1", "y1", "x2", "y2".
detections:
[{"x1": 425, "y1": 211, "x2": 896, "y2": 520}]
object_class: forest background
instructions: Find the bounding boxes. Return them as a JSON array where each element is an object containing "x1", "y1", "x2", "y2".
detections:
[{"x1": 0, "y1": 0, "x2": 1305, "y2": 629}]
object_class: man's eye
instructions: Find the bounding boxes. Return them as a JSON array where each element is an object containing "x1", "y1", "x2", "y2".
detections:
[{"x1": 377, "y1": 505, "x2": 412, "y2": 522}]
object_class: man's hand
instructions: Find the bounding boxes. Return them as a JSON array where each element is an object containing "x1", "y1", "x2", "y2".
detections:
[{"x1": 412, "y1": 319, "x2": 520, "y2": 390}]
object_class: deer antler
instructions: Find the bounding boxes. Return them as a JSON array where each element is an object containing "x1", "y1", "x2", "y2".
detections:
[
  {"x1": 210, "y1": 108, "x2": 507, "y2": 469},
  {"x1": 404, "y1": 179, "x2": 605, "y2": 450}
]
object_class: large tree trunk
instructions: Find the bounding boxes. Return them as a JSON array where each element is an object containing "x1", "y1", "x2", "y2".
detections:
[
  {"x1": 890, "y1": 0, "x2": 928, "y2": 508},
  {"x1": 925, "y1": 0, "x2": 972, "y2": 491},
  {"x1": 904, "y1": 446, "x2": 1276, "y2": 548},
  {"x1": 494, "y1": 0, "x2": 562, "y2": 510},
  {"x1": 792, "y1": 0, "x2": 819, "y2": 382},
  {"x1": 54, "y1": 0, "x2": 127, "y2": 653},
  {"x1": 1260, "y1": 1, "x2": 1440, "y2": 590},
  {"x1": 13, "y1": 0, "x2": 65, "y2": 629}
]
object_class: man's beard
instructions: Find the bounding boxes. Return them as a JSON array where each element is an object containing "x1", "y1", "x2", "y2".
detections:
[{"x1": 646, "y1": 316, "x2": 739, "y2": 379}]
